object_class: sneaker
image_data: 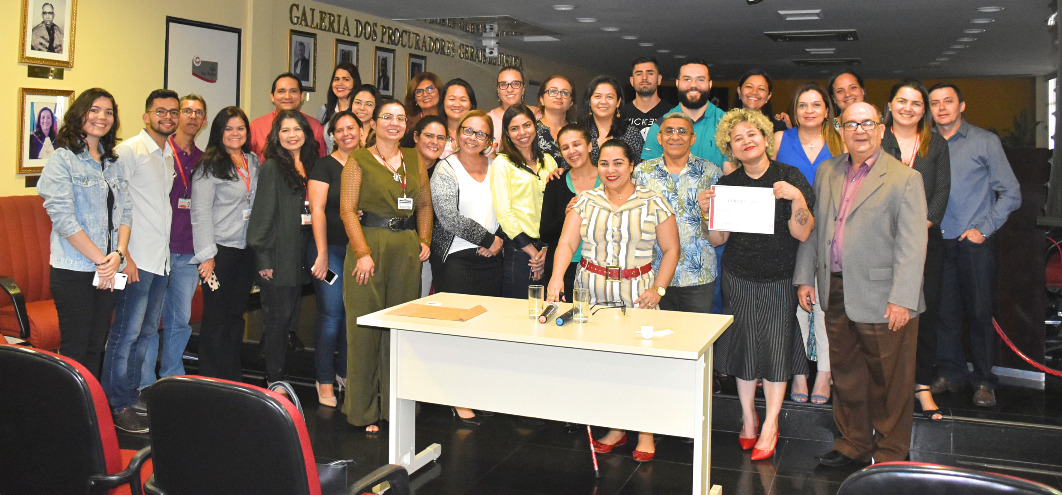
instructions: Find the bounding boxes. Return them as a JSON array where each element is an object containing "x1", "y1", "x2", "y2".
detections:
[
  {"x1": 972, "y1": 385, "x2": 997, "y2": 408},
  {"x1": 114, "y1": 407, "x2": 149, "y2": 434}
]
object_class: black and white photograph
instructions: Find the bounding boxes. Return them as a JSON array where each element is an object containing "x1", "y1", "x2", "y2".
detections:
[
  {"x1": 375, "y1": 46, "x2": 395, "y2": 98},
  {"x1": 335, "y1": 39, "x2": 358, "y2": 68},
  {"x1": 18, "y1": 87, "x2": 74, "y2": 174},
  {"x1": 289, "y1": 29, "x2": 317, "y2": 92},
  {"x1": 408, "y1": 54, "x2": 426, "y2": 80},
  {"x1": 19, "y1": 0, "x2": 77, "y2": 68}
]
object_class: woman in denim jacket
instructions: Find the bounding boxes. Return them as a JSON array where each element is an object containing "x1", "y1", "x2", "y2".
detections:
[{"x1": 38, "y1": 88, "x2": 132, "y2": 377}]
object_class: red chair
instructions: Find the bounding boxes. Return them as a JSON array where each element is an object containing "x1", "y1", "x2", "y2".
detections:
[
  {"x1": 143, "y1": 376, "x2": 409, "y2": 495},
  {"x1": 0, "y1": 344, "x2": 152, "y2": 494},
  {"x1": 0, "y1": 195, "x2": 60, "y2": 350},
  {"x1": 838, "y1": 462, "x2": 1062, "y2": 495}
]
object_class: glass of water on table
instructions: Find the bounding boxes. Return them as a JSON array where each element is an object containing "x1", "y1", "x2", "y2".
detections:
[{"x1": 528, "y1": 285, "x2": 544, "y2": 319}]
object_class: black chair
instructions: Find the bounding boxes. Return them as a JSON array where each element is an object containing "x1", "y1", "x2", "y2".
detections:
[
  {"x1": 0, "y1": 344, "x2": 151, "y2": 494},
  {"x1": 838, "y1": 462, "x2": 1062, "y2": 495},
  {"x1": 143, "y1": 375, "x2": 409, "y2": 495}
]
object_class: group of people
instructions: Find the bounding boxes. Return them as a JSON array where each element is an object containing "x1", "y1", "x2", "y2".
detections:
[{"x1": 38, "y1": 55, "x2": 1021, "y2": 468}]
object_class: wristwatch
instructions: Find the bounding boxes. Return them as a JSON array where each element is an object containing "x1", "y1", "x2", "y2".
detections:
[{"x1": 654, "y1": 286, "x2": 666, "y2": 297}]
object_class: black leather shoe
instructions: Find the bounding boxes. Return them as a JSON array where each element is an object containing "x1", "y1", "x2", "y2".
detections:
[
  {"x1": 972, "y1": 385, "x2": 997, "y2": 408},
  {"x1": 929, "y1": 376, "x2": 964, "y2": 396},
  {"x1": 451, "y1": 407, "x2": 482, "y2": 427},
  {"x1": 817, "y1": 450, "x2": 860, "y2": 467}
]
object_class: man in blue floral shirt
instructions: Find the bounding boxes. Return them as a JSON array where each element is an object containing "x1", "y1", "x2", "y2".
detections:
[{"x1": 635, "y1": 112, "x2": 723, "y2": 313}]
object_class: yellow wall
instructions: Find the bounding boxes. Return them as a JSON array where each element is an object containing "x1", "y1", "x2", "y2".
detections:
[{"x1": 1, "y1": 0, "x2": 596, "y2": 197}]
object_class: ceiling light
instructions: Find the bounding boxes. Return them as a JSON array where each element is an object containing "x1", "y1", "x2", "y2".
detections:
[
  {"x1": 621, "y1": 35, "x2": 638, "y2": 40},
  {"x1": 778, "y1": 9, "x2": 821, "y2": 21},
  {"x1": 943, "y1": 50, "x2": 957, "y2": 55},
  {"x1": 950, "y1": 44, "x2": 968, "y2": 49},
  {"x1": 893, "y1": 69, "x2": 904, "y2": 74},
  {"x1": 576, "y1": 17, "x2": 597, "y2": 23},
  {"x1": 673, "y1": 54, "x2": 686, "y2": 59},
  {"x1": 638, "y1": 42, "x2": 654, "y2": 47},
  {"x1": 1050, "y1": 12, "x2": 1058, "y2": 27},
  {"x1": 601, "y1": 26, "x2": 620, "y2": 32},
  {"x1": 805, "y1": 47, "x2": 836, "y2": 55},
  {"x1": 957, "y1": 37, "x2": 977, "y2": 42},
  {"x1": 523, "y1": 36, "x2": 559, "y2": 42},
  {"x1": 970, "y1": 18, "x2": 995, "y2": 24},
  {"x1": 935, "y1": 57, "x2": 950, "y2": 61},
  {"x1": 976, "y1": 6, "x2": 1003, "y2": 13},
  {"x1": 656, "y1": 49, "x2": 670, "y2": 53},
  {"x1": 964, "y1": 28, "x2": 985, "y2": 34},
  {"x1": 551, "y1": 4, "x2": 575, "y2": 11}
]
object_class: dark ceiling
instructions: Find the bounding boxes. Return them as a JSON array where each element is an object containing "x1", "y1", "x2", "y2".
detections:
[{"x1": 321, "y1": 0, "x2": 1058, "y2": 80}]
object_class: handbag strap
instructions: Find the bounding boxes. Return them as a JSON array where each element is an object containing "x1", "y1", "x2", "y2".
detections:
[{"x1": 267, "y1": 381, "x2": 303, "y2": 415}]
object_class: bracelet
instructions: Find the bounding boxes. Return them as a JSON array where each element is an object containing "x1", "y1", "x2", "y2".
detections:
[{"x1": 113, "y1": 249, "x2": 125, "y2": 264}]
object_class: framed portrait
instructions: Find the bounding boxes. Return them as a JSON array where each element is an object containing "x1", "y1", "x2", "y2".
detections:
[
  {"x1": 164, "y1": 17, "x2": 242, "y2": 150},
  {"x1": 375, "y1": 47, "x2": 395, "y2": 98},
  {"x1": 19, "y1": 0, "x2": 77, "y2": 68},
  {"x1": 408, "y1": 54, "x2": 426, "y2": 80},
  {"x1": 289, "y1": 30, "x2": 317, "y2": 92},
  {"x1": 335, "y1": 39, "x2": 358, "y2": 68},
  {"x1": 18, "y1": 88, "x2": 74, "y2": 174}
]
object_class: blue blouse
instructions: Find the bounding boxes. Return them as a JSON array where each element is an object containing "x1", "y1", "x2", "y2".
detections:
[{"x1": 775, "y1": 127, "x2": 833, "y2": 185}]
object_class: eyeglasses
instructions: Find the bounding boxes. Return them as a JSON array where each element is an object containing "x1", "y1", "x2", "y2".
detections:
[
  {"x1": 154, "y1": 109, "x2": 179, "y2": 118},
  {"x1": 181, "y1": 108, "x2": 205, "y2": 118},
  {"x1": 378, "y1": 114, "x2": 407, "y2": 122},
  {"x1": 545, "y1": 89, "x2": 572, "y2": 99},
  {"x1": 460, "y1": 126, "x2": 490, "y2": 141},
  {"x1": 414, "y1": 85, "x2": 436, "y2": 97},
  {"x1": 841, "y1": 120, "x2": 880, "y2": 132},
  {"x1": 42, "y1": 10, "x2": 54, "y2": 15},
  {"x1": 498, "y1": 81, "x2": 524, "y2": 90},
  {"x1": 662, "y1": 127, "x2": 691, "y2": 136}
]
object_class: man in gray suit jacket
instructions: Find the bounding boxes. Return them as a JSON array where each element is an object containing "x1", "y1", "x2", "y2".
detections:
[{"x1": 795, "y1": 102, "x2": 928, "y2": 466}]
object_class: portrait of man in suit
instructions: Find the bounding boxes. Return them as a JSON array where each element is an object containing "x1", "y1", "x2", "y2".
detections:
[
  {"x1": 30, "y1": 2, "x2": 64, "y2": 54},
  {"x1": 292, "y1": 41, "x2": 310, "y2": 82},
  {"x1": 795, "y1": 101, "x2": 928, "y2": 467}
]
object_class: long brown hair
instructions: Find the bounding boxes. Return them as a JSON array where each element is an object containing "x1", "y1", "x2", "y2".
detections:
[
  {"x1": 789, "y1": 83, "x2": 843, "y2": 156},
  {"x1": 55, "y1": 88, "x2": 121, "y2": 163},
  {"x1": 883, "y1": 79, "x2": 933, "y2": 159}
]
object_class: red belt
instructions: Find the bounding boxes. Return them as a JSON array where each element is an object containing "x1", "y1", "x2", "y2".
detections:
[{"x1": 579, "y1": 259, "x2": 652, "y2": 280}]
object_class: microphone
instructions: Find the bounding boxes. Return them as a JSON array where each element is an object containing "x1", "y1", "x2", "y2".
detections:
[
  {"x1": 555, "y1": 307, "x2": 577, "y2": 326},
  {"x1": 538, "y1": 303, "x2": 559, "y2": 323}
]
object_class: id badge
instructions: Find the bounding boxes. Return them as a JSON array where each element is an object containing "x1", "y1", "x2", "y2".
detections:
[
  {"x1": 301, "y1": 213, "x2": 312, "y2": 225},
  {"x1": 177, "y1": 198, "x2": 191, "y2": 210},
  {"x1": 243, "y1": 209, "x2": 252, "y2": 221},
  {"x1": 397, "y1": 197, "x2": 414, "y2": 210}
]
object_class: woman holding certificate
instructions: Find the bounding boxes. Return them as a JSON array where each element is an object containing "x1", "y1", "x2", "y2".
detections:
[
  {"x1": 546, "y1": 139, "x2": 680, "y2": 462},
  {"x1": 699, "y1": 108, "x2": 815, "y2": 461}
]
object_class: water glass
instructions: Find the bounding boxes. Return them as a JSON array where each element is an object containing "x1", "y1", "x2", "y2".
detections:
[
  {"x1": 528, "y1": 285, "x2": 544, "y2": 319},
  {"x1": 572, "y1": 288, "x2": 589, "y2": 323}
]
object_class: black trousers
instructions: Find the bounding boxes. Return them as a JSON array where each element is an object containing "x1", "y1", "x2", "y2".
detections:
[
  {"x1": 916, "y1": 227, "x2": 944, "y2": 384},
  {"x1": 51, "y1": 267, "x2": 120, "y2": 378},
  {"x1": 436, "y1": 248, "x2": 503, "y2": 296},
  {"x1": 197, "y1": 245, "x2": 256, "y2": 381},
  {"x1": 258, "y1": 282, "x2": 303, "y2": 383}
]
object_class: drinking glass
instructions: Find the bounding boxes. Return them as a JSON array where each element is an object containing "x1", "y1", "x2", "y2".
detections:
[
  {"x1": 573, "y1": 288, "x2": 590, "y2": 323},
  {"x1": 528, "y1": 285, "x2": 544, "y2": 319}
]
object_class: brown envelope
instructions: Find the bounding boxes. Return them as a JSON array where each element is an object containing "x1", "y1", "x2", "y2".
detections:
[{"x1": 386, "y1": 303, "x2": 487, "y2": 321}]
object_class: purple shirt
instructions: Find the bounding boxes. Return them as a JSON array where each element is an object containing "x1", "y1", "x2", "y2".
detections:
[
  {"x1": 830, "y1": 149, "x2": 881, "y2": 272},
  {"x1": 169, "y1": 137, "x2": 202, "y2": 254}
]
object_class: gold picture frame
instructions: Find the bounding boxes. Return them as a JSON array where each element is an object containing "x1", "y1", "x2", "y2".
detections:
[
  {"x1": 18, "y1": 87, "x2": 75, "y2": 174},
  {"x1": 19, "y1": 0, "x2": 77, "y2": 68}
]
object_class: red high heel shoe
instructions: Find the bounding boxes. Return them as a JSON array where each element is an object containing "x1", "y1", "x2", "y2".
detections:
[
  {"x1": 738, "y1": 411, "x2": 759, "y2": 450},
  {"x1": 591, "y1": 432, "x2": 627, "y2": 453},
  {"x1": 750, "y1": 431, "x2": 778, "y2": 461}
]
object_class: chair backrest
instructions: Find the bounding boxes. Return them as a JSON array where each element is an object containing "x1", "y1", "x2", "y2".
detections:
[
  {"x1": 838, "y1": 462, "x2": 1062, "y2": 495},
  {"x1": 0, "y1": 344, "x2": 123, "y2": 493},
  {"x1": 146, "y1": 376, "x2": 321, "y2": 495},
  {"x1": 0, "y1": 195, "x2": 53, "y2": 303}
]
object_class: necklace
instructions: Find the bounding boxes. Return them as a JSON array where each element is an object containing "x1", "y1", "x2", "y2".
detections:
[{"x1": 375, "y1": 144, "x2": 403, "y2": 182}]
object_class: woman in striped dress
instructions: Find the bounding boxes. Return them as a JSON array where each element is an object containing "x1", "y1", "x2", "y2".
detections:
[
  {"x1": 700, "y1": 108, "x2": 815, "y2": 461},
  {"x1": 546, "y1": 139, "x2": 680, "y2": 462}
]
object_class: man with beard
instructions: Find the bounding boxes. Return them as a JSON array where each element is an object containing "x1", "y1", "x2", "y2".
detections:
[
  {"x1": 103, "y1": 89, "x2": 180, "y2": 434},
  {"x1": 642, "y1": 59, "x2": 726, "y2": 166},
  {"x1": 622, "y1": 57, "x2": 672, "y2": 141}
]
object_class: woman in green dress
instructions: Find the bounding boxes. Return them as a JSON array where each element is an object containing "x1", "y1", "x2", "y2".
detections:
[{"x1": 339, "y1": 99, "x2": 432, "y2": 432}]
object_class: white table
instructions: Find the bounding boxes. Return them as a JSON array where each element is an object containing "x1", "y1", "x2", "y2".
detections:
[{"x1": 358, "y1": 292, "x2": 732, "y2": 494}]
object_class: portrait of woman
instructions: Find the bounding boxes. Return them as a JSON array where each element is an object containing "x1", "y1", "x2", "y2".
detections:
[{"x1": 30, "y1": 105, "x2": 58, "y2": 160}]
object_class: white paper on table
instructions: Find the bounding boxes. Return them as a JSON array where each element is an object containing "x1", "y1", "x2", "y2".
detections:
[{"x1": 707, "y1": 185, "x2": 776, "y2": 234}]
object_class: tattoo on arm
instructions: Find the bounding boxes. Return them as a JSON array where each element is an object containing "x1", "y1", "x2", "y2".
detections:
[{"x1": 795, "y1": 208, "x2": 810, "y2": 226}]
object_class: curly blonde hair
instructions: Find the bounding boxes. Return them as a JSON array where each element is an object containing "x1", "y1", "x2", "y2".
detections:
[{"x1": 714, "y1": 108, "x2": 775, "y2": 163}]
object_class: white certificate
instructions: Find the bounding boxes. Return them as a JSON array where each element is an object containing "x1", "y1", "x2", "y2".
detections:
[{"x1": 706, "y1": 185, "x2": 775, "y2": 234}]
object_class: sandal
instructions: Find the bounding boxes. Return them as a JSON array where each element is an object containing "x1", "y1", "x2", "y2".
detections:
[
  {"x1": 810, "y1": 394, "x2": 830, "y2": 404},
  {"x1": 915, "y1": 387, "x2": 943, "y2": 421},
  {"x1": 790, "y1": 393, "x2": 809, "y2": 403}
]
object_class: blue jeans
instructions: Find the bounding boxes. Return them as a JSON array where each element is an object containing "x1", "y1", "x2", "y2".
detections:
[
  {"x1": 501, "y1": 239, "x2": 542, "y2": 299},
  {"x1": 936, "y1": 237, "x2": 998, "y2": 389},
  {"x1": 102, "y1": 268, "x2": 168, "y2": 411},
  {"x1": 138, "y1": 253, "x2": 199, "y2": 388},
  {"x1": 311, "y1": 244, "x2": 347, "y2": 383}
]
